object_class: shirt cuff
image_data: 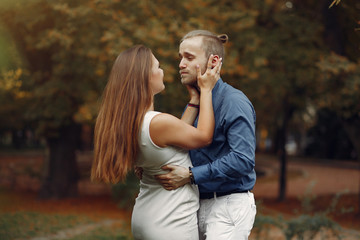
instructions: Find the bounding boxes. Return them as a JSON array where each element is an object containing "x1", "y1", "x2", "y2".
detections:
[{"x1": 191, "y1": 164, "x2": 210, "y2": 184}]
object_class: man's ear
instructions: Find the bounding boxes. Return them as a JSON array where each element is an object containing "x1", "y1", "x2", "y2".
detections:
[{"x1": 211, "y1": 55, "x2": 220, "y2": 68}]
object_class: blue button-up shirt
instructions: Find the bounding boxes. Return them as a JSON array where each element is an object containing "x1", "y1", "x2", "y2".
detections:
[{"x1": 190, "y1": 78, "x2": 256, "y2": 194}]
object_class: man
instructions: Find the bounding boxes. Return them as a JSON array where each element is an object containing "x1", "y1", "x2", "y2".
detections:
[{"x1": 155, "y1": 30, "x2": 257, "y2": 240}]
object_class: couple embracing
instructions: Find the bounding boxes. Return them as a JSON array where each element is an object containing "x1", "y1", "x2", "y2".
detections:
[{"x1": 91, "y1": 30, "x2": 257, "y2": 240}]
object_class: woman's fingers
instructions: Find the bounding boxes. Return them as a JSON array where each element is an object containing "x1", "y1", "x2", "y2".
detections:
[
  {"x1": 207, "y1": 54, "x2": 214, "y2": 70},
  {"x1": 197, "y1": 55, "x2": 222, "y2": 89},
  {"x1": 213, "y1": 58, "x2": 222, "y2": 74},
  {"x1": 196, "y1": 64, "x2": 201, "y2": 80}
]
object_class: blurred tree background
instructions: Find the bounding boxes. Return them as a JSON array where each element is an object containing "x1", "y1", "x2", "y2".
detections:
[{"x1": 0, "y1": 0, "x2": 359, "y2": 199}]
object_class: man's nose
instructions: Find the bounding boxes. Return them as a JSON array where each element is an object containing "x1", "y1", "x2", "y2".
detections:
[{"x1": 179, "y1": 58, "x2": 186, "y2": 69}]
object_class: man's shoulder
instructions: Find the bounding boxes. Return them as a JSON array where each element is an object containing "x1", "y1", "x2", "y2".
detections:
[
  {"x1": 218, "y1": 81, "x2": 255, "y2": 117},
  {"x1": 219, "y1": 80, "x2": 245, "y2": 97},
  {"x1": 220, "y1": 83, "x2": 251, "y2": 105}
]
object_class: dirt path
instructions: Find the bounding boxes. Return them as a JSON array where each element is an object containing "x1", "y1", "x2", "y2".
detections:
[
  {"x1": 1, "y1": 152, "x2": 358, "y2": 199},
  {"x1": 253, "y1": 154, "x2": 360, "y2": 198}
]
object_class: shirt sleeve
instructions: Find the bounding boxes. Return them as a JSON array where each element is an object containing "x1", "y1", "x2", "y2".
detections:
[{"x1": 192, "y1": 93, "x2": 256, "y2": 184}]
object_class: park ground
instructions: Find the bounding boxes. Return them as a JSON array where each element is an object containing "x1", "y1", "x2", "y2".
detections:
[{"x1": 0, "y1": 151, "x2": 359, "y2": 239}]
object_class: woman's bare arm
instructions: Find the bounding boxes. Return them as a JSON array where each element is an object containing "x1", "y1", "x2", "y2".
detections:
[{"x1": 181, "y1": 85, "x2": 200, "y2": 125}]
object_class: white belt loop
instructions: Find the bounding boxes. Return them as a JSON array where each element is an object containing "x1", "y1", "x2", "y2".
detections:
[{"x1": 213, "y1": 192, "x2": 217, "y2": 200}]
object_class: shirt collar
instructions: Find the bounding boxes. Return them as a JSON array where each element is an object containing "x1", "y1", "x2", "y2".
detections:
[{"x1": 212, "y1": 78, "x2": 223, "y2": 97}]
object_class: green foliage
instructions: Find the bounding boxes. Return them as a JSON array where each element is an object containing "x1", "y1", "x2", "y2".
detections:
[
  {"x1": 253, "y1": 213, "x2": 283, "y2": 239},
  {"x1": 111, "y1": 172, "x2": 140, "y2": 209},
  {"x1": 1, "y1": 0, "x2": 356, "y2": 137},
  {"x1": 0, "y1": 69, "x2": 28, "y2": 130},
  {"x1": 0, "y1": 212, "x2": 93, "y2": 239},
  {"x1": 0, "y1": 0, "x2": 358, "y2": 138},
  {"x1": 0, "y1": 26, "x2": 16, "y2": 69},
  {"x1": 253, "y1": 212, "x2": 342, "y2": 240},
  {"x1": 299, "y1": 181, "x2": 318, "y2": 213},
  {"x1": 315, "y1": 52, "x2": 360, "y2": 156},
  {"x1": 316, "y1": 53, "x2": 360, "y2": 120},
  {"x1": 0, "y1": 0, "x2": 108, "y2": 136},
  {"x1": 0, "y1": 0, "x2": 263, "y2": 128},
  {"x1": 229, "y1": 1, "x2": 325, "y2": 132},
  {"x1": 253, "y1": 187, "x2": 352, "y2": 240},
  {"x1": 284, "y1": 214, "x2": 341, "y2": 240}
]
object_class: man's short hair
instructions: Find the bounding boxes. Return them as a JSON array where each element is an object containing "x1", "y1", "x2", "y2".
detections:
[{"x1": 181, "y1": 30, "x2": 228, "y2": 61}]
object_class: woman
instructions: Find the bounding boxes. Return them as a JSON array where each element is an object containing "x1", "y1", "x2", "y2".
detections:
[{"x1": 91, "y1": 45, "x2": 221, "y2": 240}]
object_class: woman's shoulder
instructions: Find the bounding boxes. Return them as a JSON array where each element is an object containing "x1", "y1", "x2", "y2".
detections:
[
  {"x1": 150, "y1": 112, "x2": 178, "y2": 125},
  {"x1": 148, "y1": 112, "x2": 184, "y2": 136},
  {"x1": 147, "y1": 112, "x2": 183, "y2": 148},
  {"x1": 145, "y1": 110, "x2": 161, "y2": 117},
  {"x1": 144, "y1": 111, "x2": 163, "y2": 122}
]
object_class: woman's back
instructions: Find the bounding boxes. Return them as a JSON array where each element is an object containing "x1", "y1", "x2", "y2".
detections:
[
  {"x1": 131, "y1": 111, "x2": 199, "y2": 240},
  {"x1": 137, "y1": 111, "x2": 191, "y2": 180}
]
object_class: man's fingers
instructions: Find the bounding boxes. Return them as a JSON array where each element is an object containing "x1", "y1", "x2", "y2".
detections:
[
  {"x1": 164, "y1": 182, "x2": 177, "y2": 190},
  {"x1": 154, "y1": 174, "x2": 168, "y2": 180},
  {"x1": 155, "y1": 164, "x2": 178, "y2": 180},
  {"x1": 161, "y1": 165, "x2": 174, "y2": 171},
  {"x1": 155, "y1": 176, "x2": 174, "y2": 185},
  {"x1": 134, "y1": 167, "x2": 143, "y2": 180},
  {"x1": 161, "y1": 164, "x2": 184, "y2": 172}
]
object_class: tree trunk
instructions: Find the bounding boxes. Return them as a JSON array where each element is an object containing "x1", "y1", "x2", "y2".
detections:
[
  {"x1": 278, "y1": 99, "x2": 294, "y2": 202},
  {"x1": 342, "y1": 117, "x2": 360, "y2": 215},
  {"x1": 342, "y1": 117, "x2": 360, "y2": 160},
  {"x1": 39, "y1": 124, "x2": 81, "y2": 199},
  {"x1": 11, "y1": 129, "x2": 25, "y2": 149},
  {"x1": 271, "y1": 128, "x2": 281, "y2": 155},
  {"x1": 278, "y1": 121, "x2": 288, "y2": 202}
]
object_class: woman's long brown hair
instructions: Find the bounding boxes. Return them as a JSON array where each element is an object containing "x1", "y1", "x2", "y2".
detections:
[{"x1": 91, "y1": 45, "x2": 153, "y2": 183}]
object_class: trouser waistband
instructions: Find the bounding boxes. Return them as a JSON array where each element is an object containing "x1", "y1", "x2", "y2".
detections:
[{"x1": 200, "y1": 190, "x2": 250, "y2": 199}]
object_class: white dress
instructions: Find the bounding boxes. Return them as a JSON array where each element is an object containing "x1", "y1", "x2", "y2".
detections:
[{"x1": 131, "y1": 111, "x2": 199, "y2": 240}]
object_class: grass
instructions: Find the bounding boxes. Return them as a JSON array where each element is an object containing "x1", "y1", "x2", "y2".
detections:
[
  {"x1": 69, "y1": 226, "x2": 131, "y2": 240},
  {"x1": 0, "y1": 184, "x2": 134, "y2": 240},
  {"x1": 0, "y1": 212, "x2": 93, "y2": 239},
  {"x1": 0, "y1": 211, "x2": 133, "y2": 240}
]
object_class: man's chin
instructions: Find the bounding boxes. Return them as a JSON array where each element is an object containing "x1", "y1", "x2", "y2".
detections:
[{"x1": 181, "y1": 77, "x2": 196, "y2": 86}]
